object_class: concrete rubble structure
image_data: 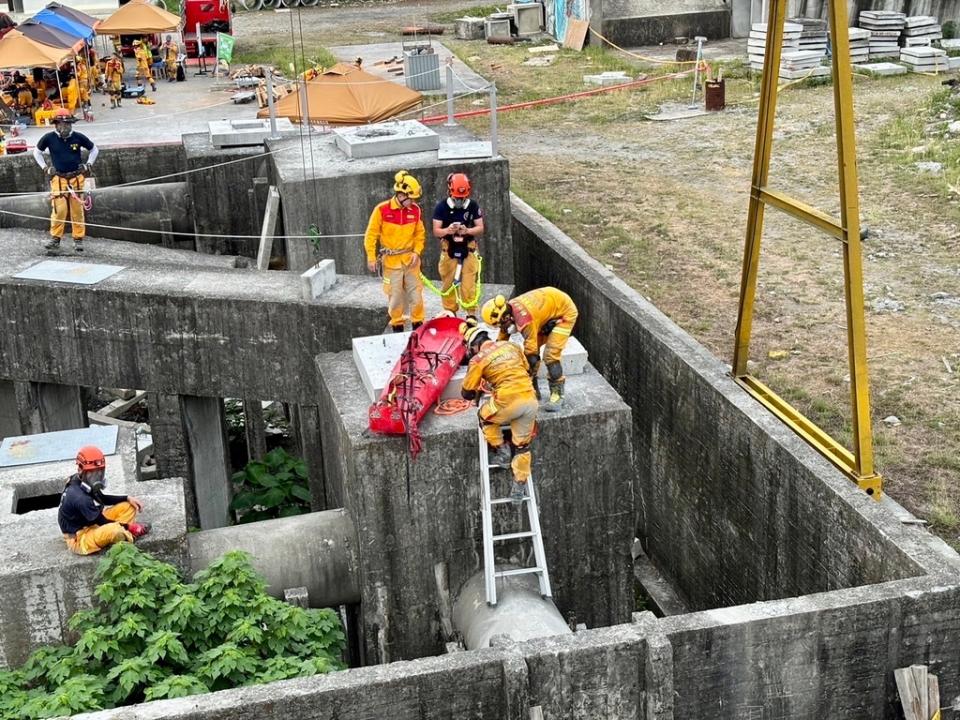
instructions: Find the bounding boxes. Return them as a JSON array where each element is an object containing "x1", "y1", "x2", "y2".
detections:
[{"x1": 0, "y1": 110, "x2": 959, "y2": 720}]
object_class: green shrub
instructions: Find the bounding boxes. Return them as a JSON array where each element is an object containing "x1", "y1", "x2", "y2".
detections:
[
  {"x1": 230, "y1": 447, "x2": 312, "y2": 523},
  {"x1": 1, "y1": 545, "x2": 345, "y2": 718}
]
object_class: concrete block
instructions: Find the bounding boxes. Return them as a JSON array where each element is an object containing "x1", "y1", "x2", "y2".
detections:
[
  {"x1": 332, "y1": 120, "x2": 440, "y2": 159},
  {"x1": 583, "y1": 71, "x2": 631, "y2": 86},
  {"x1": 485, "y1": 17, "x2": 512, "y2": 39},
  {"x1": 455, "y1": 16, "x2": 486, "y2": 40},
  {"x1": 778, "y1": 65, "x2": 831, "y2": 80},
  {"x1": 300, "y1": 259, "x2": 337, "y2": 300},
  {"x1": 284, "y1": 586, "x2": 309, "y2": 608},
  {"x1": 207, "y1": 118, "x2": 299, "y2": 148},
  {"x1": 510, "y1": 3, "x2": 543, "y2": 36},
  {"x1": 900, "y1": 46, "x2": 947, "y2": 59},
  {"x1": 853, "y1": 62, "x2": 908, "y2": 76}
]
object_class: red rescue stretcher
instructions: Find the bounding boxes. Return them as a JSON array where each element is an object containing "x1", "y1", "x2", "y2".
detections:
[{"x1": 368, "y1": 315, "x2": 466, "y2": 457}]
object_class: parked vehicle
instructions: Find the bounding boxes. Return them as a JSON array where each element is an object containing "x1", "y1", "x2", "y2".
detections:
[{"x1": 181, "y1": 0, "x2": 232, "y2": 58}]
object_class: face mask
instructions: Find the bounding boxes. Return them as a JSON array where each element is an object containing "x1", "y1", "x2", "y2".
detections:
[
  {"x1": 56, "y1": 124, "x2": 71, "y2": 139},
  {"x1": 451, "y1": 197, "x2": 467, "y2": 209}
]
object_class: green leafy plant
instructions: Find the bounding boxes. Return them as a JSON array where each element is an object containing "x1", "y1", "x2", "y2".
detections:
[
  {"x1": 230, "y1": 447, "x2": 312, "y2": 524},
  {"x1": 1, "y1": 545, "x2": 345, "y2": 719}
]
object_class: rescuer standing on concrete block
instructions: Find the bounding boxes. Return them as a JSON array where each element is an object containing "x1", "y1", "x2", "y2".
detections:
[
  {"x1": 481, "y1": 287, "x2": 579, "y2": 412},
  {"x1": 461, "y1": 322, "x2": 539, "y2": 504},
  {"x1": 33, "y1": 109, "x2": 98, "y2": 255},
  {"x1": 432, "y1": 172, "x2": 484, "y2": 319},
  {"x1": 105, "y1": 53, "x2": 124, "y2": 109},
  {"x1": 162, "y1": 35, "x2": 179, "y2": 82},
  {"x1": 364, "y1": 170, "x2": 427, "y2": 332},
  {"x1": 133, "y1": 40, "x2": 156, "y2": 91},
  {"x1": 58, "y1": 446, "x2": 150, "y2": 556}
]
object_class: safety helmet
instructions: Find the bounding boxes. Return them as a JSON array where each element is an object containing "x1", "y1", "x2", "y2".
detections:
[
  {"x1": 76, "y1": 445, "x2": 106, "y2": 472},
  {"x1": 132, "y1": 39, "x2": 141, "y2": 46},
  {"x1": 481, "y1": 295, "x2": 510, "y2": 326},
  {"x1": 393, "y1": 170, "x2": 422, "y2": 199},
  {"x1": 53, "y1": 108, "x2": 76, "y2": 124},
  {"x1": 447, "y1": 172, "x2": 471, "y2": 199},
  {"x1": 461, "y1": 321, "x2": 489, "y2": 347}
]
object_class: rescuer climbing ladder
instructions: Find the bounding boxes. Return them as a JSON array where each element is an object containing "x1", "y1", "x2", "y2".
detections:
[{"x1": 477, "y1": 425, "x2": 552, "y2": 606}]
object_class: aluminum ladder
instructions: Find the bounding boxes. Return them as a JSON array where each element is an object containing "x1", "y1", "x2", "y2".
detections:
[{"x1": 478, "y1": 424, "x2": 552, "y2": 606}]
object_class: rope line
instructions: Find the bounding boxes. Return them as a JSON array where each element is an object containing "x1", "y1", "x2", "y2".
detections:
[{"x1": 420, "y1": 253, "x2": 484, "y2": 309}]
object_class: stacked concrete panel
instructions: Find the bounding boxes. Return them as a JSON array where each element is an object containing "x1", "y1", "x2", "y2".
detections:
[
  {"x1": 900, "y1": 45, "x2": 950, "y2": 73},
  {"x1": 902, "y1": 15, "x2": 943, "y2": 46},
  {"x1": 789, "y1": 16, "x2": 828, "y2": 54},
  {"x1": 748, "y1": 21, "x2": 802, "y2": 71},
  {"x1": 848, "y1": 27, "x2": 871, "y2": 64},
  {"x1": 858, "y1": 10, "x2": 905, "y2": 59}
]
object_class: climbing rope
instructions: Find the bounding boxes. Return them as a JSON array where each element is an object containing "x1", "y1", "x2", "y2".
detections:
[
  {"x1": 420, "y1": 254, "x2": 484, "y2": 309},
  {"x1": 434, "y1": 398, "x2": 475, "y2": 415}
]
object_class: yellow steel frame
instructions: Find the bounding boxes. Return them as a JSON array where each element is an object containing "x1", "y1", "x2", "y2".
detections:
[{"x1": 732, "y1": 0, "x2": 883, "y2": 499}]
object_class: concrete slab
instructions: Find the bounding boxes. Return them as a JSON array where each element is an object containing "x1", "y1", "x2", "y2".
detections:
[
  {"x1": 455, "y1": 16, "x2": 486, "y2": 40},
  {"x1": 854, "y1": 62, "x2": 909, "y2": 76},
  {"x1": 333, "y1": 120, "x2": 440, "y2": 159},
  {"x1": 13, "y1": 260, "x2": 125, "y2": 285},
  {"x1": 583, "y1": 71, "x2": 632, "y2": 86},
  {"x1": 438, "y1": 141, "x2": 494, "y2": 159},
  {"x1": 0, "y1": 425, "x2": 118, "y2": 468},
  {"x1": 208, "y1": 117, "x2": 299, "y2": 148},
  {"x1": 352, "y1": 329, "x2": 589, "y2": 404},
  {"x1": 301, "y1": 259, "x2": 337, "y2": 300},
  {"x1": 779, "y1": 65, "x2": 831, "y2": 80}
]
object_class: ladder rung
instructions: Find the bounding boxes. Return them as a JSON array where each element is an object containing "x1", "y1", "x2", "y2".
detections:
[
  {"x1": 491, "y1": 496, "x2": 530, "y2": 505},
  {"x1": 495, "y1": 566, "x2": 544, "y2": 578},
  {"x1": 493, "y1": 531, "x2": 535, "y2": 542}
]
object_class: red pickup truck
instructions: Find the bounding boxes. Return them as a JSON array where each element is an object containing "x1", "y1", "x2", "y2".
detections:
[{"x1": 181, "y1": 0, "x2": 232, "y2": 58}]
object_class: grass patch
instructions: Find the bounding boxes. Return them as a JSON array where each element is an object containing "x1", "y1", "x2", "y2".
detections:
[
  {"x1": 233, "y1": 42, "x2": 337, "y2": 75},
  {"x1": 430, "y1": 4, "x2": 501, "y2": 23}
]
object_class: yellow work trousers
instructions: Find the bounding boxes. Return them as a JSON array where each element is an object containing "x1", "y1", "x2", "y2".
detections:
[
  {"x1": 136, "y1": 62, "x2": 153, "y2": 84},
  {"x1": 50, "y1": 175, "x2": 86, "y2": 240},
  {"x1": 479, "y1": 394, "x2": 538, "y2": 448},
  {"x1": 438, "y1": 251, "x2": 479, "y2": 314},
  {"x1": 383, "y1": 260, "x2": 425, "y2": 326},
  {"x1": 166, "y1": 59, "x2": 178, "y2": 77},
  {"x1": 64, "y1": 502, "x2": 137, "y2": 555},
  {"x1": 541, "y1": 315, "x2": 578, "y2": 365}
]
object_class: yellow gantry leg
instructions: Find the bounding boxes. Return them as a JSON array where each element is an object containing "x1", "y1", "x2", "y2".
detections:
[{"x1": 732, "y1": 0, "x2": 882, "y2": 499}]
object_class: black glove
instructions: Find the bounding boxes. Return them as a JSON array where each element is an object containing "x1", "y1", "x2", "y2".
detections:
[{"x1": 45, "y1": 165, "x2": 55, "y2": 176}]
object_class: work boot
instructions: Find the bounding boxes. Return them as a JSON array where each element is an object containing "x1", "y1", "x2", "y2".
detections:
[
  {"x1": 545, "y1": 381, "x2": 564, "y2": 412},
  {"x1": 151, "y1": 82, "x2": 157, "y2": 92},
  {"x1": 412, "y1": 321, "x2": 423, "y2": 330},
  {"x1": 391, "y1": 324, "x2": 405, "y2": 333},
  {"x1": 487, "y1": 443, "x2": 511, "y2": 467},
  {"x1": 531, "y1": 378, "x2": 542, "y2": 401},
  {"x1": 43, "y1": 237, "x2": 61, "y2": 254},
  {"x1": 510, "y1": 481, "x2": 527, "y2": 505},
  {"x1": 73, "y1": 238, "x2": 84, "y2": 254},
  {"x1": 126, "y1": 522, "x2": 151, "y2": 539}
]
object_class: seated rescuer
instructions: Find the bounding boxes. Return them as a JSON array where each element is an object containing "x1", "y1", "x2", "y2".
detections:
[
  {"x1": 481, "y1": 287, "x2": 579, "y2": 412},
  {"x1": 58, "y1": 446, "x2": 150, "y2": 556},
  {"x1": 461, "y1": 322, "x2": 539, "y2": 504},
  {"x1": 364, "y1": 170, "x2": 426, "y2": 332},
  {"x1": 431, "y1": 172, "x2": 484, "y2": 319}
]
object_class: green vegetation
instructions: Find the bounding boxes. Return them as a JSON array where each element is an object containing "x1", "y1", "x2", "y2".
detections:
[
  {"x1": 232, "y1": 43, "x2": 337, "y2": 75},
  {"x1": 429, "y1": 4, "x2": 501, "y2": 23},
  {"x1": 231, "y1": 447, "x2": 312, "y2": 523},
  {"x1": 0, "y1": 545, "x2": 344, "y2": 718}
]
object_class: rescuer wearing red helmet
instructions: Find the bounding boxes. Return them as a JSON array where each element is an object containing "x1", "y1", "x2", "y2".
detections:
[
  {"x1": 432, "y1": 172, "x2": 485, "y2": 318},
  {"x1": 57, "y1": 445, "x2": 149, "y2": 555}
]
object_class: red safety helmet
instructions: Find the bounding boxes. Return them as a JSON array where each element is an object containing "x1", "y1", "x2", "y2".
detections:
[
  {"x1": 447, "y1": 172, "x2": 471, "y2": 199},
  {"x1": 76, "y1": 445, "x2": 106, "y2": 472},
  {"x1": 53, "y1": 108, "x2": 76, "y2": 124}
]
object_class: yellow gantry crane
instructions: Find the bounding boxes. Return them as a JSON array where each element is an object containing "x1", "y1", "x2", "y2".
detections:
[{"x1": 732, "y1": 0, "x2": 883, "y2": 498}]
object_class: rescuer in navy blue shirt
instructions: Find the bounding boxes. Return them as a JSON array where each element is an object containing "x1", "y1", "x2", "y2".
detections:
[
  {"x1": 431, "y1": 172, "x2": 484, "y2": 318},
  {"x1": 33, "y1": 109, "x2": 98, "y2": 254}
]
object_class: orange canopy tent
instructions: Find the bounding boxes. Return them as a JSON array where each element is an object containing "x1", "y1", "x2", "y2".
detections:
[
  {"x1": 258, "y1": 63, "x2": 422, "y2": 125},
  {"x1": 0, "y1": 30, "x2": 72, "y2": 69},
  {"x1": 95, "y1": 0, "x2": 181, "y2": 34}
]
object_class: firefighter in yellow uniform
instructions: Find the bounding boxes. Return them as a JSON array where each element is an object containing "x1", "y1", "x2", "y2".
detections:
[
  {"x1": 364, "y1": 170, "x2": 426, "y2": 332},
  {"x1": 461, "y1": 323, "x2": 539, "y2": 503},
  {"x1": 75, "y1": 55, "x2": 91, "y2": 108},
  {"x1": 481, "y1": 287, "x2": 579, "y2": 412},
  {"x1": 133, "y1": 40, "x2": 156, "y2": 91},
  {"x1": 163, "y1": 36, "x2": 179, "y2": 82},
  {"x1": 105, "y1": 53, "x2": 124, "y2": 108}
]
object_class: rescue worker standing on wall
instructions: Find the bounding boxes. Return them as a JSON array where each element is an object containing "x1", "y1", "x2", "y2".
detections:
[
  {"x1": 364, "y1": 170, "x2": 426, "y2": 332},
  {"x1": 163, "y1": 35, "x2": 179, "y2": 82},
  {"x1": 133, "y1": 40, "x2": 156, "y2": 91},
  {"x1": 432, "y1": 172, "x2": 484, "y2": 318},
  {"x1": 105, "y1": 53, "x2": 124, "y2": 108},
  {"x1": 481, "y1": 287, "x2": 579, "y2": 412},
  {"x1": 461, "y1": 323, "x2": 539, "y2": 503},
  {"x1": 33, "y1": 109, "x2": 98, "y2": 255},
  {"x1": 58, "y1": 446, "x2": 150, "y2": 556}
]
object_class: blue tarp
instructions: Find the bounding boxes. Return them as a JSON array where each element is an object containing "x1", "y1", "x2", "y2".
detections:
[{"x1": 32, "y1": 9, "x2": 94, "y2": 41}]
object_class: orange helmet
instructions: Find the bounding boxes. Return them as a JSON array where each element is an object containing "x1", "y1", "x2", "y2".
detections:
[
  {"x1": 53, "y1": 108, "x2": 76, "y2": 123},
  {"x1": 447, "y1": 172, "x2": 471, "y2": 199},
  {"x1": 76, "y1": 445, "x2": 106, "y2": 472}
]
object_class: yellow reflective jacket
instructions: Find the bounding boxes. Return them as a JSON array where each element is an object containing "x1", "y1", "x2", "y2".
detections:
[
  {"x1": 498, "y1": 287, "x2": 578, "y2": 355},
  {"x1": 364, "y1": 197, "x2": 426, "y2": 270},
  {"x1": 463, "y1": 340, "x2": 536, "y2": 406}
]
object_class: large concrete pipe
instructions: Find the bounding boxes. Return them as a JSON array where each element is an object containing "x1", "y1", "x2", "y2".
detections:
[
  {"x1": 0, "y1": 182, "x2": 194, "y2": 244},
  {"x1": 187, "y1": 509, "x2": 361, "y2": 607},
  {"x1": 452, "y1": 571, "x2": 572, "y2": 650}
]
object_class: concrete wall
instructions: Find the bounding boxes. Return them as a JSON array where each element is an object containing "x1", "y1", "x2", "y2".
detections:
[
  {"x1": 316, "y1": 351, "x2": 635, "y2": 663},
  {"x1": 269, "y1": 131, "x2": 514, "y2": 283},
  {"x1": 602, "y1": 10, "x2": 732, "y2": 45},
  {"x1": 509, "y1": 195, "x2": 926, "y2": 611}
]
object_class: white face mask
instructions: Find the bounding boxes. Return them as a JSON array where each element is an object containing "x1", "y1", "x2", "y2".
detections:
[{"x1": 505, "y1": 323, "x2": 517, "y2": 336}]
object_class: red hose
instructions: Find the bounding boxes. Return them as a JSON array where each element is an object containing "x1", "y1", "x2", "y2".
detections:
[{"x1": 421, "y1": 70, "x2": 694, "y2": 124}]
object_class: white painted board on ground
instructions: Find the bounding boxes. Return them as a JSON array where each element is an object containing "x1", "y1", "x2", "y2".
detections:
[
  {"x1": 0, "y1": 425, "x2": 119, "y2": 467},
  {"x1": 14, "y1": 260, "x2": 125, "y2": 285}
]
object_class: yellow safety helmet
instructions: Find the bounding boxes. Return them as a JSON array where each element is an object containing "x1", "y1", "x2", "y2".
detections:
[
  {"x1": 481, "y1": 295, "x2": 509, "y2": 326},
  {"x1": 461, "y1": 321, "x2": 489, "y2": 347},
  {"x1": 393, "y1": 170, "x2": 422, "y2": 199}
]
